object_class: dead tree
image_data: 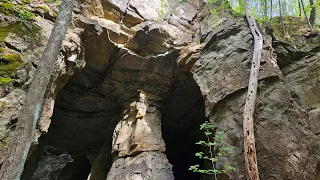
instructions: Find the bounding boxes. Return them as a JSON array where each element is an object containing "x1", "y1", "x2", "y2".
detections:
[
  {"x1": 242, "y1": 0, "x2": 263, "y2": 179},
  {"x1": 0, "y1": 0, "x2": 74, "y2": 179}
]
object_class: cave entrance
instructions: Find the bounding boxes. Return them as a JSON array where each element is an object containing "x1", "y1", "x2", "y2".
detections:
[
  {"x1": 69, "y1": 156, "x2": 91, "y2": 180},
  {"x1": 161, "y1": 69, "x2": 206, "y2": 180}
]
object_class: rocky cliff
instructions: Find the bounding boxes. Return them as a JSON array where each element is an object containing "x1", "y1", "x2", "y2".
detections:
[{"x1": 0, "y1": 0, "x2": 319, "y2": 180}]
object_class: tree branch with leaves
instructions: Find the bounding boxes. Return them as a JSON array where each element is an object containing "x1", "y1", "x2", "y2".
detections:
[{"x1": 189, "y1": 121, "x2": 235, "y2": 180}]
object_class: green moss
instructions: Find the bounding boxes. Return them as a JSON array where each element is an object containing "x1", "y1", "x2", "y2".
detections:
[
  {"x1": 19, "y1": 10, "x2": 36, "y2": 20},
  {"x1": 0, "y1": 1, "x2": 16, "y2": 15},
  {"x1": 22, "y1": 0, "x2": 31, "y2": 4},
  {"x1": 0, "y1": 23, "x2": 40, "y2": 42},
  {"x1": 35, "y1": 5, "x2": 50, "y2": 13},
  {"x1": 0, "y1": 1, "x2": 37, "y2": 21},
  {"x1": 0, "y1": 76, "x2": 11, "y2": 84},
  {"x1": 53, "y1": 11, "x2": 58, "y2": 17},
  {"x1": 0, "y1": 47, "x2": 4, "y2": 53},
  {"x1": 0, "y1": 53, "x2": 23, "y2": 75},
  {"x1": 0, "y1": 24, "x2": 23, "y2": 42}
]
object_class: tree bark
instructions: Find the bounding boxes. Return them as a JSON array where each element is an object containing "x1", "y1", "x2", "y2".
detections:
[
  {"x1": 309, "y1": 0, "x2": 316, "y2": 27},
  {"x1": 264, "y1": 0, "x2": 268, "y2": 21},
  {"x1": 270, "y1": 0, "x2": 273, "y2": 25},
  {"x1": 279, "y1": 0, "x2": 286, "y2": 35},
  {"x1": 298, "y1": 0, "x2": 302, "y2": 17},
  {"x1": 0, "y1": 0, "x2": 74, "y2": 179},
  {"x1": 300, "y1": 0, "x2": 313, "y2": 30},
  {"x1": 242, "y1": 0, "x2": 262, "y2": 179}
]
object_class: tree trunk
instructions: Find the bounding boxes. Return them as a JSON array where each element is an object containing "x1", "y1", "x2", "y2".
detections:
[
  {"x1": 309, "y1": 0, "x2": 316, "y2": 27},
  {"x1": 279, "y1": 0, "x2": 286, "y2": 35},
  {"x1": 0, "y1": 0, "x2": 74, "y2": 179},
  {"x1": 270, "y1": 0, "x2": 273, "y2": 25},
  {"x1": 300, "y1": 0, "x2": 313, "y2": 30},
  {"x1": 242, "y1": 0, "x2": 262, "y2": 179},
  {"x1": 298, "y1": 0, "x2": 302, "y2": 17},
  {"x1": 264, "y1": 0, "x2": 268, "y2": 21}
]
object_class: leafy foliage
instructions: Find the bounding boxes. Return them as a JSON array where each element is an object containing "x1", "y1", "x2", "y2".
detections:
[
  {"x1": 189, "y1": 121, "x2": 236, "y2": 180},
  {"x1": 228, "y1": 0, "x2": 319, "y2": 24}
]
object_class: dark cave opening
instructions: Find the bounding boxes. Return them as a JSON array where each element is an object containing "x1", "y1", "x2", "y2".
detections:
[
  {"x1": 69, "y1": 156, "x2": 91, "y2": 180},
  {"x1": 161, "y1": 69, "x2": 206, "y2": 180},
  {"x1": 162, "y1": 126, "x2": 205, "y2": 180}
]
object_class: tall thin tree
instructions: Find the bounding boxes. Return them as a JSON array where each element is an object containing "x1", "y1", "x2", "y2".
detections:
[
  {"x1": 0, "y1": 0, "x2": 75, "y2": 179},
  {"x1": 264, "y1": 0, "x2": 268, "y2": 21},
  {"x1": 270, "y1": 0, "x2": 273, "y2": 25},
  {"x1": 309, "y1": 0, "x2": 316, "y2": 27},
  {"x1": 242, "y1": 0, "x2": 263, "y2": 179},
  {"x1": 300, "y1": 0, "x2": 313, "y2": 30},
  {"x1": 298, "y1": 0, "x2": 302, "y2": 17},
  {"x1": 279, "y1": 0, "x2": 286, "y2": 35}
]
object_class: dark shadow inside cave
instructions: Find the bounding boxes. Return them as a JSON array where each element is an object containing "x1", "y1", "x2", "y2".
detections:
[
  {"x1": 161, "y1": 68, "x2": 206, "y2": 180},
  {"x1": 68, "y1": 156, "x2": 91, "y2": 180}
]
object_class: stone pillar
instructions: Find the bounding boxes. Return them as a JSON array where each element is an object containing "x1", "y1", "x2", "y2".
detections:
[{"x1": 106, "y1": 92, "x2": 174, "y2": 180}]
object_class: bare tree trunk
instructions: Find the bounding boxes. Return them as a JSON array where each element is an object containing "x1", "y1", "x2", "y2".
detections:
[
  {"x1": 279, "y1": 0, "x2": 286, "y2": 35},
  {"x1": 0, "y1": 0, "x2": 74, "y2": 179},
  {"x1": 270, "y1": 0, "x2": 273, "y2": 25},
  {"x1": 264, "y1": 0, "x2": 268, "y2": 21},
  {"x1": 309, "y1": 0, "x2": 316, "y2": 27},
  {"x1": 300, "y1": 0, "x2": 313, "y2": 30},
  {"x1": 283, "y1": 0, "x2": 287, "y2": 16},
  {"x1": 242, "y1": 0, "x2": 262, "y2": 179},
  {"x1": 298, "y1": 0, "x2": 302, "y2": 17}
]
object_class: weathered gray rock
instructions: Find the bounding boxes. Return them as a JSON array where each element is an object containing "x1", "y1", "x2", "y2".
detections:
[
  {"x1": 107, "y1": 152, "x2": 174, "y2": 180},
  {"x1": 31, "y1": 153, "x2": 73, "y2": 180},
  {"x1": 0, "y1": 89, "x2": 26, "y2": 164},
  {"x1": 112, "y1": 93, "x2": 165, "y2": 157},
  {"x1": 190, "y1": 16, "x2": 320, "y2": 180},
  {"x1": 192, "y1": 19, "x2": 281, "y2": 115},
  {"x1": 4, "y1": 33, "x2": 30, "y2": 51},
  {"x1": 106, "y1": 92, "x2": 173, "y2": 180}
]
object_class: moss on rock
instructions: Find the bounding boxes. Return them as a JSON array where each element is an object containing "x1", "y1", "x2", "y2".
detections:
[
  {"x1": 35, "y1": 4, "x2": 51, "y2": 13},
  {"x1": 0, "y1": 53, "x2": 23, "y2": 84},
  {"x1": 0, "y1": 47, "x2": 5, "y2": 53},
  {"x1": 22, "y1": 0, "x2": 31, "y2": 4},
  {"x1": 0, "y1": 76, "x2": 11, "y2": 84},
  {"x1": 0, "y1": 23, "x2": 39, "y2": 43},
  {"x1": 0, "y1": 1, "x2": 15, "y2": 15}
]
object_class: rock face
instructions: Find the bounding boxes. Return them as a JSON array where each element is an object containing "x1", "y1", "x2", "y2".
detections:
[
  {"x1": 0, "y1": 0, "x2": 320, "y2": 180},
  {"x1": 191, "y1": 17, "x2": 320, "y2": 180},
  {"x1": 0, "y1": 1, "x2": 84, "y2": 167},
  {"x1": 106, "y1": 92, "x2": 174, "y2": 180}
]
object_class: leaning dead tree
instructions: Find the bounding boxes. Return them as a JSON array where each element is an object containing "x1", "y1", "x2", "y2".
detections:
[
  {"x1": 0, "y1": 0, "x2": 74, "y2": 179},
  {"x1": 242, "y1": 0, "x2": 263, "y2": 179}
]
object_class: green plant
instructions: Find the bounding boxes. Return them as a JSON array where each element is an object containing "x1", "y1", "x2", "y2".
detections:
[
  {"x1": 189, "y1": 121, "x2": 236, "y2": 180},
  {"x1": 18, "y1": 9, "x2": 36, "y2": 20},
  {"x1": 157, "y1": 0, "x2": 168, "y2": 22}
]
